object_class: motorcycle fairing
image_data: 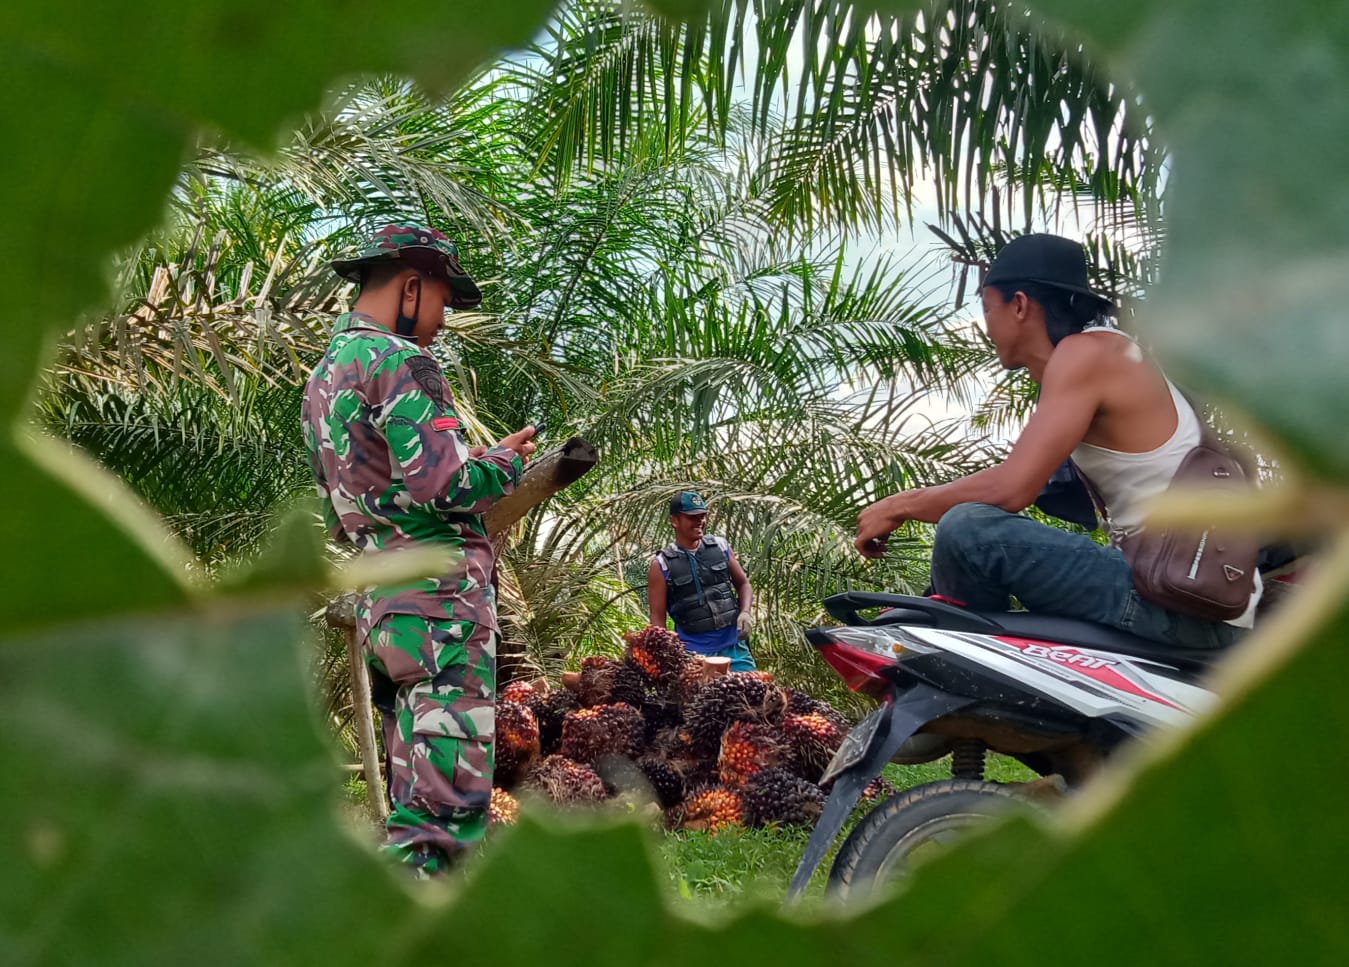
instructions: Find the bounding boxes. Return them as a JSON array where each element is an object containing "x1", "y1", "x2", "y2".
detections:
[
  {"x1": 820, "y1": 591, "x2": 1230, "y2": 675},
  {"x1": 897, "y1": 626, "x2": 1216, "y2": 728}
]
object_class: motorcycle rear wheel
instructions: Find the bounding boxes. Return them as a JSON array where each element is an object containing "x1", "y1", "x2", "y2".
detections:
[{"x1": 828, "y1": 779, "x2": 1030, "y2": 901}]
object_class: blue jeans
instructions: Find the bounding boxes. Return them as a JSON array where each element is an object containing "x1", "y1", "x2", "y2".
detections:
[{"x1": 930, "y1": 503, "x2": 1241, "y2": 650}]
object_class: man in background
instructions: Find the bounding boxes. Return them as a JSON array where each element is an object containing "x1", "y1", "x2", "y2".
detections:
[{"x1": 647, "y1": 491, "x2": 756, "y2": 670}]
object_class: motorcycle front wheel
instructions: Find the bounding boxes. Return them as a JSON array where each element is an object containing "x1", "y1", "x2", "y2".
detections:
[{"x1": 827, "y1": 779, "x2": 1030, "y2": 902}]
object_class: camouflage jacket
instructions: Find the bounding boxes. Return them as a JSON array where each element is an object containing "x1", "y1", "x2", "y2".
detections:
[{"x1": 301, "y1": 312, "x2": 521, "y2": 637}]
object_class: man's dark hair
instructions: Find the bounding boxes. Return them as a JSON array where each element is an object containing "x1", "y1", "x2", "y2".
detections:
[
  {"x1": 357, "y1": 252, "x2": 448, "y2": 294},
  {"x1": 357, "y1": 259, "x2": 411, "y2": 293},
  {"x1": 988, "y1": 280, "x2": 1102, "y2": 345}
]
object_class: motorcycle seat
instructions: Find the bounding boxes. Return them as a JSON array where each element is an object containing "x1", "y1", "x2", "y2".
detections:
[
  {"x1": 985, "y1": 610, "x2": 1233, "y2": 672},
  {"x1": 819, "y1": 592, "x2": 1234, "y2": 674}
]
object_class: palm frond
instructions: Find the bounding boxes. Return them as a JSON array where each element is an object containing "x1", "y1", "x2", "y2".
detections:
[
  {"x1": 512, "y1": 0, "x2": 1161, "y2": 236},
  {"x1": 35, "y1": 375, "x2": 313, "y2": 565}
]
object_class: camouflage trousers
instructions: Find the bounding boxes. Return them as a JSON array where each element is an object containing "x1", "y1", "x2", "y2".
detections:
[{"x1": 365, "y1": 612, "x2": 496, "y2": 875}]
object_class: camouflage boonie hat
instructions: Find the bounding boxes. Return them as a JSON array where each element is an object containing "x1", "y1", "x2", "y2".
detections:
[{"x1": 331, "y1": 224, "x2": 482, "y2": 309}]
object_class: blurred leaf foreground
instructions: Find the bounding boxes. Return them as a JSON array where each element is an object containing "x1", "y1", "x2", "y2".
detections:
[{"x1": 2, "y1": 1, "x2": 1348, "y2": 964}]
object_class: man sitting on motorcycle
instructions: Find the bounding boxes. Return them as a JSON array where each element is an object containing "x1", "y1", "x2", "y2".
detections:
[{"x1": 855, "y1": 233, "x2": 1258, "y2": 649}]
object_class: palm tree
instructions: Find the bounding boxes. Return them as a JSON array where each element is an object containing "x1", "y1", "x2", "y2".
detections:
[
  {"x1": 515, "y1": 0, "x2": 1162, "y2": 236},
  {"x1": 35, "y1": 0, "x2": 1167, "y2": 716},
  {"x1": 38, "y1": 75, "x2": 976, "y2": 686}
]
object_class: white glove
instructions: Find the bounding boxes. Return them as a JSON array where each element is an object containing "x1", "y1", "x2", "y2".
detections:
[{"x1": 736, "y1": 612, "x2": 754, "y2": 638}]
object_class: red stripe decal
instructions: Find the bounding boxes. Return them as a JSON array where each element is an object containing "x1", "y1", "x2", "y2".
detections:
[
  {"x1": 431, "y1": 417, "x2": 459, "y2": 431},
  {"x1": 994, "y1": 635, "x2": 1183, "y2": 711}
]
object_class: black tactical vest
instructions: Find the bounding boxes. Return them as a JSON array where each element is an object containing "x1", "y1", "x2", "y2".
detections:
[{"x1": 659, "y1": 536, "x2": 739, "y2": 635}]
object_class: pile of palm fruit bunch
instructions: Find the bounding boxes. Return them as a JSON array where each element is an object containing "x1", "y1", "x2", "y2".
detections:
[{"x1": 487, "y1": 626, "x2": 886, "y2": 834}]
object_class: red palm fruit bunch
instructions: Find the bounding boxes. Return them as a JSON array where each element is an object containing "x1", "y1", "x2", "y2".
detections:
[
  {"x1": 528, "y1": 689, "x2": 580, "y2": 756},
  {"x1": 576, "y1": 655, "x2": 646, "y2": 708},
  {"x1": 640, "y1": 698, "x2": 683, "y2": 746},
  {"x1": 488, "y1": 787, "x2": 520, "y2": 826},
  {"x1": 576, "y1": 655, "x2": 622, "y2": 707},
  {"x1": 785, "y1": 688, "x2": 850, "y2": 731},
  {"x1": 649, "y1": 726, "x2": 716, "y2": 787},
  {"x1": 674, "y1": 755, "x2": 720, "y2": 795},
  {"x1": 622, "y1": 626, "x2": 688, "y2": 686},
  {"x1": 684, "y1": 673, "x2": 788, "y2": 754},
  {"x1": 815, "y1": 774, "x2": 895, "y2": 802},
  {"x1": 740, "y1": 768, "x2": 826, "y2": 827},
  {"x1": 560, "y1": 703, "x2": 644, "y2": 766},
  {"x1": 717, "y1": 720, "x2": 789, "y2": 788},
  {"x1": 637, "y1": 758, "x2": 686, "y2": 810},
  {"x1": 660, "y1": 657, "x2": 707, "y2": 706},
  {"x1": 648, "y1": 724, "x2": 696, "y2": 761},
  {"x1": 523, "y1": 755, "x2": 609, "y2": 805},
  {"x1": 499, "y1": 680, "x2": 539, "y2": 705},
  {"x1": 613, "y1": 666, "x2": 648, "y2": 708},
  {"x1": 677, "y1": 786, "x2": 745, "y2": 833},
  {"x1": 494, "y1": 701, "x2": 542, "y2": 789},
  {"x1": 781, "y1": 712, "x2": 845, "y2": 782},
  {"x1": 859, "y1": 776, "x2": 897, "y2": 803}
]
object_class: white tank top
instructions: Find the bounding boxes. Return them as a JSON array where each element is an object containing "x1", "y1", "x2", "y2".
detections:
[
  {"x1": 1068, "y1": 334, "x2": 1261, "y2": 627},
  {"x1": 1070, "y1": 378, "x2": 1200, "y2": 540}
]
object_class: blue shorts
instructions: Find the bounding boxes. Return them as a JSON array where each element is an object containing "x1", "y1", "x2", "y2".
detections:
[{"x1": 703, "y1": 639, "x2": 756, "y2": 672}]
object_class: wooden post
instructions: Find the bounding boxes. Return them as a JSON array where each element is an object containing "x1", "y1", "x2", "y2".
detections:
[
  {"x1": 344, "y1": 623, "x2": 388, "y2": 823},
  {"x1": 326, "y1": 592, "x2": 386, "y2": 823},
  {"x1": 483, "y1": 436, "x2": 599, "y2": 539}
]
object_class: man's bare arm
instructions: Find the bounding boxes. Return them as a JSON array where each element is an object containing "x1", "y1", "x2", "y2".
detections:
[
  {"x1": 729, "y1": 551, "x2": 752, "y2": 613},
  {"x1": 646, "y1": 558, "x2": 668, "y2": 628},
  {"x1": 855, "y1": 339, "x2": 1106, "y2": 552}
]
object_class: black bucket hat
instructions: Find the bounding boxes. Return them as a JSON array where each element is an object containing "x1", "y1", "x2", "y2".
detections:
[{"x1": 983, "y1": 234, "x2": 1113, "y2": 311}]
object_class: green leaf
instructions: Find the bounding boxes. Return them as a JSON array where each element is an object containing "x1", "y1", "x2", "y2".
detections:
[
  {"x1": 3, "y1": 435, "x2": 192, "y2": 629},
  {"x1": 7, "y1": 0, "x2": 1349, "y2": 964},
  {"x1": 1028, "y1": 0, "x2": 1349, "y2": 478},
  {"x1": 0, "y1": 608, "x2": 408, "y2": 965},
  {"x1": 214, "y1": 502, "x2": 328, "y2": 595},
  {"x1": 643, "y1": 0, "x2": 716, "y2": 25},
  {"x1": 0, "y1": 56, "x2": 184, "y2": 415},
  {"x1": 433, "y1": 815, "x2": 672, "y2": 965}
]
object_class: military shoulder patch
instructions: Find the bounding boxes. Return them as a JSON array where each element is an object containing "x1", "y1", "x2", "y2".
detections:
[{"x1": 404, "y1": 355, "x2": 449, "y2": 410}]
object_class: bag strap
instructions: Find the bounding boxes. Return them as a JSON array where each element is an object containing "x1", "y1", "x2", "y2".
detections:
[
  {"x1": 1172, "y1": 386, "x2": 1258, "y2": 479},
  {"x1": 1069, "y1": 416, "x2": 1247, "y2": 542}
]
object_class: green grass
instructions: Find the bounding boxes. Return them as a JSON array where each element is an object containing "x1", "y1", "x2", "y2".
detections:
[
  {"x1": 656, "y1": 824, "x2": 820, "y2": 908},
  {"x1": 883, "y1": 752, "x2": 1037, "y2": 789},
  {"x1": 342, "y1": 752, "x2": 1038, "y2": 910},
  {"x1": 655, "y1": 753, "x2": 1038, "y2": 912}
]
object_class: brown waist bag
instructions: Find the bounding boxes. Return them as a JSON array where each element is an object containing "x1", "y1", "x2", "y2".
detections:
[{"x1": 1075, "y1": 431, "x2": 1259, "y2": 622}]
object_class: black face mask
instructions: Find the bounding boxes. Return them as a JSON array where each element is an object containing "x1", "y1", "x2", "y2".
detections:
[{"x1": 395, "y1": 277, "x2": 422, "y2": 339}]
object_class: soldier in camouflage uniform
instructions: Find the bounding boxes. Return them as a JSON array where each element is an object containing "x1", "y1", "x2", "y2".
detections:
[{"x1": 301, "y1": 224, "x2": 537, "y2": 876}]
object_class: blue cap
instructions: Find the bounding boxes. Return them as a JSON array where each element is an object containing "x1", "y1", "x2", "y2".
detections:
[{"x1": 669, "y1": 491, "x2": 708, "y2": 515}]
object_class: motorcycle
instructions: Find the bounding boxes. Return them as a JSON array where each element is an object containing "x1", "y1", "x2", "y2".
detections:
[{"x1": 784, "y1": 588, "x2": 1260, "y2": 903}]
